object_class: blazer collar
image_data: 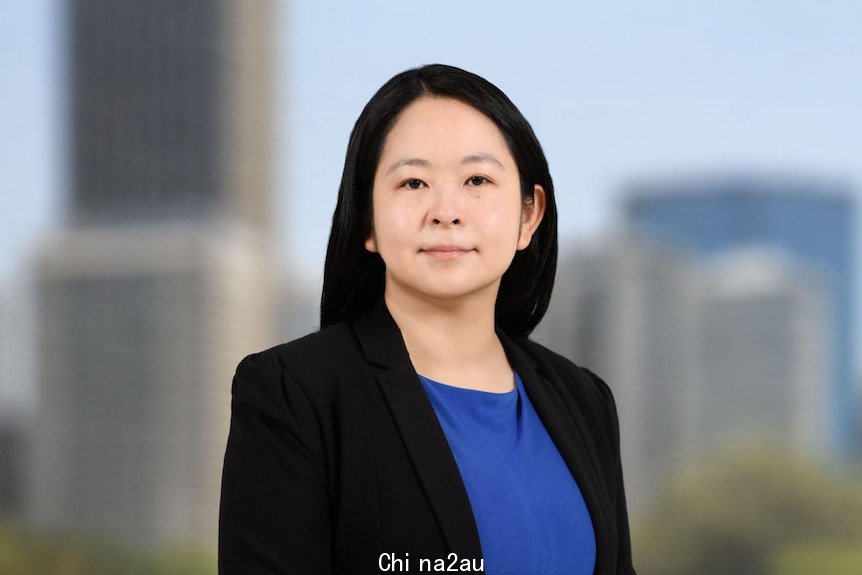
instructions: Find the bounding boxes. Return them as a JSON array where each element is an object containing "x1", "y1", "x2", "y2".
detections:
[
  {"x1": 502, "y1": 332, "x2": 612, "y2": 572},
  {"x1": 352, "y1": 297, "x2": 484, "y2": 562},
  {"x1": 351, "y1": 297, "x2": 608, "y2": 570},
  {"x1": 352, "y1": 296, "x2": 538, "y2": 374}
]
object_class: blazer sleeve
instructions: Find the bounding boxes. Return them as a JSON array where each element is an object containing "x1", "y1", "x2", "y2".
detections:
[
  {"x1": 583, "y1": 367, "x2": 637, "y2": 574},
  {"x1": 219, "y1": 350, "x2": 331, "y2": 575}
]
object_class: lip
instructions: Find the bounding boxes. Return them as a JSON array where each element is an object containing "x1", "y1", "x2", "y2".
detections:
[{"x1": 421, "y1": 245, "x2": 473, "y2": 260}]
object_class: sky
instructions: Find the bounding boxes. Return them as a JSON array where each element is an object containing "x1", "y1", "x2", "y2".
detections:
[{"x1": 2, "y1": 0, "x2": 861, "y2": 289}]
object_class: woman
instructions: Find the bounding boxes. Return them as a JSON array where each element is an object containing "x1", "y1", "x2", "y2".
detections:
[{"x1": 219, "y1": 64, "x2": 635, "y2": 575}]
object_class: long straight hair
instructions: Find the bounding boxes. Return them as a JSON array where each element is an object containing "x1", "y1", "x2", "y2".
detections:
[{"x1": 320, "y1": 64, "x2": 558, "y2": 337}]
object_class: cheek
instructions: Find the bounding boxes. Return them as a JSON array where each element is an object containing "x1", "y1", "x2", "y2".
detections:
[
  {"x1": 481, "y1": 197, "x2": 525, "y2": 238},
  {"x1": 371, "y1": 203, "x2": 416, "y2": 252}
]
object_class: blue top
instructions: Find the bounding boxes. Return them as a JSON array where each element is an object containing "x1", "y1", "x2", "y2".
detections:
[{"x1": 417, "y1": 371, "x2": 596, "y2": 575}]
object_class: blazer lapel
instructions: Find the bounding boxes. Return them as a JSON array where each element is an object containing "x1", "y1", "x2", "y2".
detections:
[
  {"x1": 352, "y1": 298, "x2": 484, "y2": 563},
  {"x1": 497, "y1": 329, "x2": 612, "y2": 571}
]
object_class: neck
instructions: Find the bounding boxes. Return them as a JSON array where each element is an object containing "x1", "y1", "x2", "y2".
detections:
[{"x1": 383, "y1": 284, "x2": 502, "y2": 374}]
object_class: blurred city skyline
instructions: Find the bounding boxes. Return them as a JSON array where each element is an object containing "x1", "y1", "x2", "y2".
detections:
[
  {"x1": 1, "y1": 2, "x2": 862, "y2": 571},
  {"x1": 3, "y1": 1, "x2": 861, "y2": 285}
]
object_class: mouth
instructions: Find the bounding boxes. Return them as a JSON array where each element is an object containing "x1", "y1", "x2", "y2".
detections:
[{"x1": 421, "y1": 245, "x2": 474, "y2": 260}]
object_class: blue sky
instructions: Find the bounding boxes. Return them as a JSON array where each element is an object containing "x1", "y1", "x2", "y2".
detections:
[{"x1": 2, "y1": 0, "x2": 861, "y2": 287}]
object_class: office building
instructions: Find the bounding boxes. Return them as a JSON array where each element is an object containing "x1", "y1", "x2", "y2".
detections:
[
  {"x1": 29, "y1": 1, "x2": 276, "y2": 549},
  {"x1": 539, "y1": 232, "x2": 833, "y2": 513},
  {"x1": 537, "y1": 231, "x2": 702, "y2": 513},
  {"x1": 698, "y1": 248, "x2": 830, "y2": 454},
  {"x1": 626, "y1": 176, "x2": 855, "y2": 456}
]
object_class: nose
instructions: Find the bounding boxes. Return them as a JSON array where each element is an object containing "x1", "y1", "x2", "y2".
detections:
[
  {"x1": 429, "y1": 183, "x2": 463, "y2": 226},
  {"x1": 433, "y1": 215, "x2": 460, "y2": 225}
]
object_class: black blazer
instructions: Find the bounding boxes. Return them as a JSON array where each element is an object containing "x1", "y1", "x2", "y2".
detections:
[{"x1": 219, "y1": 298, "x2": 635, "y2": 574}]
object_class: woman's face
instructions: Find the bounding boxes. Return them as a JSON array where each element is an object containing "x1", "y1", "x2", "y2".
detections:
[{"x1": 365, "y1": 96, "x2": 545, "y2": 306}]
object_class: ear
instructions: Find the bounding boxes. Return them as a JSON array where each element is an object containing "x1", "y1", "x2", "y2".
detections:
[
  {"x1": 364, "y1": 233, "x2": 378, "y2": 253},
  {"x1": 517, "y1": 184, "x2": 546, "y2": 250}
]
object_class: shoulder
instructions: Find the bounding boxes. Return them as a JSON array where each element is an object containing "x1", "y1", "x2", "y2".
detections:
[
  {"x1": 512, "y1": 336, "x2": 601, "y2": 386},
  {"x1": 513, "y1": 336, "x2": 619, "y2": 422},
  {"x1": 230, "y1": 322, "x2": 360, "y2": 420}
]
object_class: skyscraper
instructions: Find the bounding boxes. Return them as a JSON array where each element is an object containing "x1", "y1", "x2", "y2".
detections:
[
  {"x1": 539, "y1": 231, "x2": 833, "y2": 513},
  {"x1": 68, "y1": 0, "x2": 272, "y2": 229},
  {"x1": 537, "y1": 231, "x2": 703, "y2": 513},
  {"x1": 29, "y1": 0, "x2": 276, "y2": 550},
  {"x1": 698, "y1": 249, "x2": 829, "y2": 454},
  {"x1": 625, "y1": 176, "x2": 855, "y2": 457},
  {"x1": 0, "y1": 273, "x2": 37, "y2": 519}
]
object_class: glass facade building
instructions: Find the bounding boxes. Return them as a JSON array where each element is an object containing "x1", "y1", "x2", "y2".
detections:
[{"x1": 625, "y1": 176, "x2": 855, "y2": 456}]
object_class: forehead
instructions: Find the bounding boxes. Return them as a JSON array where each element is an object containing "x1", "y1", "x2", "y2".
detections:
[{"x1": 378, "y1": 96, "x2": 515, "y2": 168}]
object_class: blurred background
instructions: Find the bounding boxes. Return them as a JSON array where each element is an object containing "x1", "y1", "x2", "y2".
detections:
[{"x1": 2, "y1": 1, "x2": 861, "y2": 573}]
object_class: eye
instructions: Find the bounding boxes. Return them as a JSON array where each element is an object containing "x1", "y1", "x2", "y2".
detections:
[
  {"x1": 401, "y1": 178, "x2": 426, "y2": 190},
  {"x1": 466, "y1": 175, "x2": 489, "y2": 186}
]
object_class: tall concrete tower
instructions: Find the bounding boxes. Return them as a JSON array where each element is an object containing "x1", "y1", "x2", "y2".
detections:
[
  {"x1": 698, "y1": 249, "x2": 830, "y2": 455},
  {"x1": 537, "y1": 232, "x2": 702, "y2": 514},
  {"x1": 29, "y1": 0, "x2": 277, "y2": 551},
  {"x1": 68, "y1": 0, "x2": 273, "y2": 230}
]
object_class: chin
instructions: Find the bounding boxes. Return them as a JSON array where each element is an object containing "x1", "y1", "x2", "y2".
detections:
[
  {"x1": 385, "y1": 270, "x2": 502, "y2": 303},
  {"x1": 415, "y1": 282, "x2": 500, "y2": 303}
]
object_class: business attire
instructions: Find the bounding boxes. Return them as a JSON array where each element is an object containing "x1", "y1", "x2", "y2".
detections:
[{"x1": 218, "y1": 297, "x2": 635, "y2": 574}]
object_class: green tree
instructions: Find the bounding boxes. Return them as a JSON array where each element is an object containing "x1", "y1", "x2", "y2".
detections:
[
  {"x1": 768, "y1": 543, "x2": 862, "y2": 575},
  {"x1": 632, "y1": 449, "x2": 862, "y2": 575},
  {"x1": 0, "y1": 519, "x2": 215, "y2": 575}
]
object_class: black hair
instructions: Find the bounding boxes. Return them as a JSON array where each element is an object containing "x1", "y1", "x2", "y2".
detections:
[{"x1": 320, "y1": 64, "x2": 558, "y2": 337}]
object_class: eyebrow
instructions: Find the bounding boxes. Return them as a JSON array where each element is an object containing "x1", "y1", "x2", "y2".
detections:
[
  {"x1": 384, "y1": 158, "x2": 431, "y2": 175},
  {"x1": 461, "y1": 153, "x2": 505, "y2": 170},
  {"x1": 384, "y1": 153, "x2": 506, "y2": 176}
]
